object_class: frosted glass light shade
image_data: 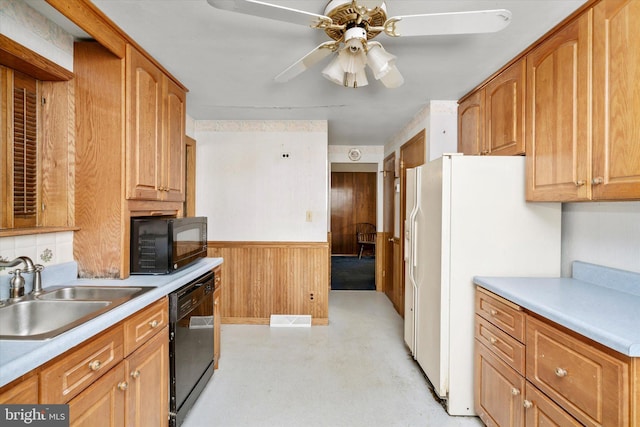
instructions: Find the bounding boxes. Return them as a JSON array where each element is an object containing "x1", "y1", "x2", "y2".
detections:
[
  {"x1": 338, "y1": 47, "x2": 367, "y2": 75},
  {"x1": 322, "y1": 55, "x2": 345, "y2": 85},
  {"x1": 366, "y1": 44, "x2": 396, "y2": 80},
  {"x1": 379, "y1": 65, "x2": 404, "y2": 88}
]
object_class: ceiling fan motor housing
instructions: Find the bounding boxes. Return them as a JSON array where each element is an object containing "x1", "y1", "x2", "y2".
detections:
[{"x1": 323, "y1": 0, "x2": 387, "y2": 41}]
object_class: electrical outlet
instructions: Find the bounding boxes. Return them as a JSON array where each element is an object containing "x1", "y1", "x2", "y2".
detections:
[{"x1": 281, "y1": 152, "x2": 290, "y2": 159}]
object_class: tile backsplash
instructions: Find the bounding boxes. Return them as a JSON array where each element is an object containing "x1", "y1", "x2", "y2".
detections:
[{"x1": 0, "y1": 231, "x2": 74, "y2": 275}]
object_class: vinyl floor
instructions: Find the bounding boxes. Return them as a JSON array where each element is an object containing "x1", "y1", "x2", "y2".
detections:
[{"x1": 181, "y1": 291, "x2": 483, "y2": 427}]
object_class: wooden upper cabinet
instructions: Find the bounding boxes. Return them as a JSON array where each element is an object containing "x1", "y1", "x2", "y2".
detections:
[
  {"x1": 126, "y1": 45, "x2": 185, "y2": 202},
  {"x1": 163, "y1": 77, "x2": 186, "y2": 202},
  {"x1": 592, "y1": 0, "x2": 640, "y2": 200},
  {"x1": 126, "y1": 45, "x2": 163, "y2": 201},
  {"x1": 485, "y1": 60, "x2": 525, "y2": 156},
  {"x1": 525, "y1": 10, "x2": 591, "y2": 201},
  {"x1": 458, "y1": 90, "x2": 485, "y2": 155},
  {"x1": 458, "y1": 59, "x2": 524, "y2": 156}
]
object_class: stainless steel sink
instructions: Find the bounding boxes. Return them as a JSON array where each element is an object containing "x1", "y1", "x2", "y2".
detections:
[
  {"x1": 37, "y1": 286, "x2": 149, "y2": 301},
  {"x1": 0, "y1": 285, "x2": 154, "y2": 340},
  {"x1": 0, "y1": 300, "x2": 112, "y2": 340}
]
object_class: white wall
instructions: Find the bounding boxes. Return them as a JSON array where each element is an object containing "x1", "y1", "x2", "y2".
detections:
[
  {"x1": 0, "y1": 0, "x2": 73, "y2": 70},
  {"x1": 195, "y1": 120, "x2": 328, "y2": 242},
  {"x1": 561, "y1": 202, "x2": 640, "y2": 276}
]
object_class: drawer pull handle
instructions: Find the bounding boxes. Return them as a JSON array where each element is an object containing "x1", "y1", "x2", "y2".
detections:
[
  {"x1": 149, "y1": 320, "x2": 159, "y2": 328},
  {"x1": 88, "y1": 360, "x2": 102, "y2": 371},
  {"x1": 117, "y1": 381, "x2": 128, "y2": 391},
  {"x1": 131, "y1": 370, "x2": 141, "y2": 379},
  {"x1": 511, "y1": 388, "x2": 520, "y2": 396},
  {"x1": 489, "y1": 309, "x2": 498, "y2": 316},
  {"x1": 592, "y1": 177, "x2": 604, "y2": 185},
  {"x1": 575, "y1": 180, "x2": 586, "y2": 187},
  {"x1": 555, "y1": 367, "x2": 568, "y2": 377},
  {"x1": 523, "y1": 400, "x2": 533, "y2": 409},
  {"x1": 489, "y1": 337, "x2": 498, "y2": 345}
]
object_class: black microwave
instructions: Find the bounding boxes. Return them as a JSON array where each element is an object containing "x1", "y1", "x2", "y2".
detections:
[{"x1": 130, "y1": 216, "x2": 207, "y2": 275}]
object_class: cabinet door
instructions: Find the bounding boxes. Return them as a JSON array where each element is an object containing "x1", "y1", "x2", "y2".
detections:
[
  {"x1": 524, "y1": 383, "x2": 582, "y2": 427},
  {"x1": 0, "y1": 375, "x2": 38, "y2": 404},
  {"x1": 485, "y1": 60, "x2": 525, "y2": 156},
  {"x1": 458, "y1": 90, "x2": 485, "y2": 155},
  {"x1": 214, "y1": 286, "x2": 221, "y2": 369},
  {"x1": 162, "y1": 77, "x2": 186, "y2": 202},
  {"x1": 125, "y1": 327, "x2": 169, "y2": 427},
  {"x1": 68, "y1": 363, "x2": 126, "y2": 427},
  {"x1": 475, "y1": 340, "x2": 525, "y2": 427},
  {"x1": 592, "y1": 0, "x2": 640, "y2": 199},
  {"x1": 525, "y1": 11, "x2": 591, "y2": 201},
  {"x1": 126, "y1": 45, "x2": 163, "y2": 201}
]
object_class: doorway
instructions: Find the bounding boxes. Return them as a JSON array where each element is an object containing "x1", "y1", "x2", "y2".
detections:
[{"x1": 330, "y1": 164, "x2": 377, "y2": 291}]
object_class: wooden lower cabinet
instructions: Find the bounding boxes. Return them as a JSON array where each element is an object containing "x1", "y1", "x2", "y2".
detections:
[
  {"x1": 0, "y1": 375, "x2": 38, "y2": 404},
  {"x1": 124, "y1": 327, "x2": 169, "y2": 427},
  {"x1": 475, "y1": 341, "x2": 525, "y2": 427},
  {"x1": 69, "y1": 363, "x2": 127, "y2": 427},
  {"x1": 0, "y1": 298, "x2": 169, "y2": 426},
  {"x1": 213, "y1": 286, "x2": 221, "y2": 369},
  {"x1": 475, "y1": 288, "x2": 635, "y2": 427},
  {"x1": 524, "y1": 383, "x2": 582, "y2": 427}
]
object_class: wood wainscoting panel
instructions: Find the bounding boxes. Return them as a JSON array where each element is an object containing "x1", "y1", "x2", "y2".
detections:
[{"x1": 208, "y1": 241, "x2": 329, "y2": 325}]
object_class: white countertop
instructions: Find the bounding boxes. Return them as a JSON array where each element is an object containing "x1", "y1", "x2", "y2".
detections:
[
  {"x1": 0, "y1": 257, "x2": 223, "y2": 387},
  {"x1": 474, "y1": 261, "x2": 640, "y2": 357}
]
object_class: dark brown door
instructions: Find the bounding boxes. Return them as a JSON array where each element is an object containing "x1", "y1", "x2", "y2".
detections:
[
  {"x1": 330, "y1": 172, "x2": 376, "y2": 255},
  {"x1": 382, "y1": 154, "x2": 396, "y2": 297}
]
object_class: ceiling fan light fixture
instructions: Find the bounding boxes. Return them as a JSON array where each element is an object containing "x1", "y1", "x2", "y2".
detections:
[
  {"x1": 366, "y1": 42, "x2": 403, "y2": 88},
  {"x1": 366, "y1": 43, "x2": 396, "y2": 79},
  {"x1": 321, "y1": 55, "x2": 346, "y2": 85},
  {"x1": 379, "y1": 64, "x2": 404, "y2": 88},
  {"x1": 338, "y1": 46, "x2": 367, "y2": 74}
]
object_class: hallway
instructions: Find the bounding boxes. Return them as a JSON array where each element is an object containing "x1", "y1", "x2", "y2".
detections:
[{"x1": 182, "y1": 291, "x2": 483, "y2": 427}]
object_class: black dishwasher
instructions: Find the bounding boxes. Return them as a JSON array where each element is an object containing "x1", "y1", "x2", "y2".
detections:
[{"x1": 169, "y1": 270, "x2": 215, "y2": 427}]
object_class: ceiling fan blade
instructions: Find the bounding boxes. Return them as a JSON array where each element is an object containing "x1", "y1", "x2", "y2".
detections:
[
  {"x1": 383, "y1": 9, "x2": 512, "y2": 37},
  {"x1": 274, "y1": 41, "x2": 339, "y2": 83},
  {"x1": 207, "y1": 0, "x2": 332, "y2": 28}
]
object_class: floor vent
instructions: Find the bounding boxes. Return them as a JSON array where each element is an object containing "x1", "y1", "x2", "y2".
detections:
[{"x1": 269, "y1": 314, "x2": 312, "y2": 328}]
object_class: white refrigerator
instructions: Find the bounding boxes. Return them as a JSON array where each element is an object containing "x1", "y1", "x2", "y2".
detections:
[{"x1": 403, "y1": 154, "x2": 561, "y2": 416}]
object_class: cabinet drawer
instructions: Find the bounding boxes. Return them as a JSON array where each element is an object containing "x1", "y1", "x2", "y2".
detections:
[
  {"x1": 40, "y1": 325, "x2": 124, "y2": 403},
  {"x1": 475, "y1": 340, "x2": 525, "y2": 427},
  {"x1": 124, "y1": 297, "x2": 168, "y2": 356},
  {"x1": 526, "y1": 315, "x2": 629, "y2": 426},
  {"x1": 476, "y1": 287, "x2": 525, "y2": 342},
  {"x1": 476, "y1": 315, "x2": 525, "y2": 375}
]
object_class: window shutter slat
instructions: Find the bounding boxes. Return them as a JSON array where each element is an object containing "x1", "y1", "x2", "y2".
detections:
[{"x1": 13, "y1": 82, "x2": 38, "y2": 222}]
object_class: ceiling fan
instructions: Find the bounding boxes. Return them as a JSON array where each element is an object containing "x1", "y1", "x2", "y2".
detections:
[{"x1": 206, "y1": 0, "x2": 512, "y2": 88}]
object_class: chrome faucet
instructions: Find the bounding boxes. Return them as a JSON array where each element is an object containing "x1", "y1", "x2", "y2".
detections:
[{"x1": 1, "y1": 256, "x2": 44, "y2": 298}]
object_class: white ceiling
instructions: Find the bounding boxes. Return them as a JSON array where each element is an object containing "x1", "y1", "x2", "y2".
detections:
[{"x1": 34, "y1": 0, "x2": 587, "y2": 146}]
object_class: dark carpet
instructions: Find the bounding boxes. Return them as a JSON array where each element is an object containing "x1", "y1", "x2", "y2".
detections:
[{"x1": 331, "y1": 256, "x2": 376, "y2": 290}]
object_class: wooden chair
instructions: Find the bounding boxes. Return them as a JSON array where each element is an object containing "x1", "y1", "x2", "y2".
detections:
[{"x1": 355, "y1": 223, "x2": 376, "y2": 259}]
